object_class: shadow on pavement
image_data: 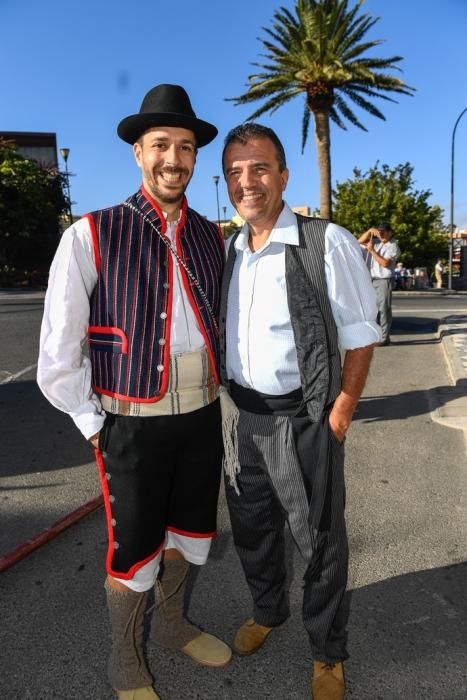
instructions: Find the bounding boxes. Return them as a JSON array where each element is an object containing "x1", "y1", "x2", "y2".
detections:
[
  {"x1": 1, "y1": 517, "x2": 466, "y2": 698},
  {"x1": 346, "y1": 560, "x2": 467, "y2": 699},
  {"x1": 0, "y1": 379, "x2": 94, "y2": 476},
  {"x1": 391, "y1": 315, "x2": 438, "y2": 335},
  {"x1": 355, "y1": 378, "x2": 467, "y2": 424}
]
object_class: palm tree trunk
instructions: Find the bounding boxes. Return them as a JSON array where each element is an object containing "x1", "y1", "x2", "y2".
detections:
[{"x1": 312, "y1": 109, "x2": 332, "y2": 220}]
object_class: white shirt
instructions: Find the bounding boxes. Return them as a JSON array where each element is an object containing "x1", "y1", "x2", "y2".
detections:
[
  {"x1": 226, "y1": 203, "x2": 381, "y2": 395},
  {"x1": 37, "y1": 214, "x2": 205, "y2": 439},
  {"x1": 370, "y1": 239, "x2": 400, "y2": 279}
]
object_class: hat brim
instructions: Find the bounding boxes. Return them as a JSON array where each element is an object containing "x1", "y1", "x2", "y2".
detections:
[{"x1": 117, "y1": 112, "x2": 218, "y2": 147}]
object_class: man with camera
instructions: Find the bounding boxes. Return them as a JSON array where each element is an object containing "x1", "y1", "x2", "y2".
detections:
[{"x1": 358, "y1": 223, "x2": 400, "y2": 346}]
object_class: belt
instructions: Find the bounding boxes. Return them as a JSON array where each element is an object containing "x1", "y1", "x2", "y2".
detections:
[
  {"x1": 229, "y1": 380, "x2": 305, "y2": 416},
  {"x1": 100, "y1": 348, "x2": 218, "y2": 417}
]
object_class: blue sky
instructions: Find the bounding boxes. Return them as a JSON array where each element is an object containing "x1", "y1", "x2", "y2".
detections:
[{"x1": 2, "y1": 0, "x2": 467, "y2": 231}]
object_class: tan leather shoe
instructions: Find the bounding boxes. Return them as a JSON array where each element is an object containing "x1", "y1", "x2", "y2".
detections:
[
  {"x1": 182, "y1": 632, "x2": 232, "y2": 667},
  {"x1": 312, "y1": 661, "x2": 345, "y2": 700},
  {"x1": 117, "y1": 687, "x2": 160, "y2": 700},
  {"x1": 232, "y1": 618, "x2": 276, "y2": 656}
]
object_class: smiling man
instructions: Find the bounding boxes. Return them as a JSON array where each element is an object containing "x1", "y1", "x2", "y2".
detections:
[
  {"x1": 37, "y1": 84, "x2": 231, "y2": 700},
  {"x1": 219, "y1": 123, "x2": 381, "y2": 700}
]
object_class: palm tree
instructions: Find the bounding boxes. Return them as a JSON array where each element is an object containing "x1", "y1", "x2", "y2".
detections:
[{"x1": 227, "y1": 0, "x2": 415, "y2": 220}]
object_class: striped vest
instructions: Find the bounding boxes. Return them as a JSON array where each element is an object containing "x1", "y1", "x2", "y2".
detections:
[
  {"x1": 86, "y1": 189, "x2": 224, "y2": 402},
  {"x1": 219, "y1": 214, "x2": 341, "y2": 422}
]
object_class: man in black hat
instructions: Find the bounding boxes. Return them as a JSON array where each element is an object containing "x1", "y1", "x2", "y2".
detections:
[
  {"x1": 358, "y1": 223, "x2": 400, "y2": 346},
  {"x1": 38, "y1": 84, "x2": 231, "y2": 700}
]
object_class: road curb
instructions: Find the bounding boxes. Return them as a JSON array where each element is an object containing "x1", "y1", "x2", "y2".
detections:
[
  {"x1": 438, "y1": 316, "x2": 467, "y2": 383},
  {"x1": 431, "y1": 316, "x2": 467, "y2": 433},
  {"x1": 0, "y1": 495, "x2": 103, "y2": 575}
]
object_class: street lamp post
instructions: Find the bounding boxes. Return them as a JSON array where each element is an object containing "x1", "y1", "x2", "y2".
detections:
[
  {"x1": 60, "y1": 147, "x2": 73, "y2": 226},
  {"x1": 222, "y1": 205, "x2": 227, "y2": 221},
  {"x1": 213, "y1": 175, "x2": 221, "y2": 226},
  {"x1": 448, "y1": 107, "x2": 467, "y2": 290}
]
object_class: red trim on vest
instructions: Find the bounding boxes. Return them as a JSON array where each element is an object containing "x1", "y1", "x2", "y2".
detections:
[
  {"x1": 84, "y1": 213, "x2": 101, "y2": 273},
  {"x1": 216, "y1": 223, "x2": 224, "y2": 246},
  {"x1": 90, "y1": 192, "x2": 220, "y2": 401},
  {"x1": 175, "y1": 210, "x2": 220, "y2": 386},
  {"x1": 95, "y1": 448, "x2": 166, "y2": 579},
  {"x1": 140, "y1": 185, "x2": 167, "y2": 232},
  {"x1": 93, "y1": 386, "x2": 171, "y2": 402},
  {"x1": 91, "y1": 254, "x2": 173, "y2": 402},
  {"x1": 167, "y1": 525, "x2": 217, "y2": 539},
  {"x1": 138, "y1": 185, "x2": 179, "y2": 402},
  {"x1": 88, "y1": 326, "x2": 128, "y2": 354},
  {"x1": 156, "y1": 245, "x2": 172, "y2": 403}
]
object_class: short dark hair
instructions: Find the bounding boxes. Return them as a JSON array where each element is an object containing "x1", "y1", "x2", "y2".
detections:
[
  {"x1": 222, "y1": 123, "x2": 287, "y2": 173},
  {"x1": 377, "y1": 222, "x2": 392, "y2": 232}
]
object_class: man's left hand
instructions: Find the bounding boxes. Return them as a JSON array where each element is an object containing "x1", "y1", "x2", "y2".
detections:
[{"x1": 328, "y1": 405, "x2": 351, "y2": 444}]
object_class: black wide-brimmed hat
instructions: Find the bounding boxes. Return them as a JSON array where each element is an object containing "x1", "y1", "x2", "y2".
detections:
[{"x1": 117, "y1": 84, "x2": 218, "y2": 147}]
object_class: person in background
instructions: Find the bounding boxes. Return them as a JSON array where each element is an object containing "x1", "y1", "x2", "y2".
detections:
[
  {"x1": 37, "y1": 84, "x2": 231, "y2": 700},
  {"x1": 394, "y1": 261, "x2": 405, "y2": 290},
  {"x1": 435, "y1": 259, "x2": 444, "y2": 288},
  {"x1": 358, "y1": 223, "x2": 400, "y2": 346}
]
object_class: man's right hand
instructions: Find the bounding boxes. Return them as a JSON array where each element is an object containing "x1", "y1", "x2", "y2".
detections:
[
  {"x1": 89, "y1": 431, "x2": 100, "y2": 449},
  {"x1": 359, "y1": 227, "x2": 379, "y2": 245}
]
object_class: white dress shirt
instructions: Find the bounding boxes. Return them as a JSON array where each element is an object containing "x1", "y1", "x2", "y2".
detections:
[
  {"x1": 37, "y1": 214, "x2": 205, "y2": 439},
  {"x1": 226, "y1": 203, "x2": 381, "y2": 395},
  {"x1": 370, "y1": 239, "x2": 401, "y2": 279}
]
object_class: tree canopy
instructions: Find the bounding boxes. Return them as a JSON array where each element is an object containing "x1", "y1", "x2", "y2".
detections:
[
  {"x1": 333, "y1": 162, "x2": 448, "y2": 269},
  {"x1": 228, "y1": 0, "x2": 414, "y2": 219},
  {"x1": 0, "y1": 141, "x2": 69, "y2": 285}
]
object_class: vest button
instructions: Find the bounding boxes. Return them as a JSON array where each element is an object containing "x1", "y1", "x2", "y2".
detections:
[
  {"x1": 159, "y1": 338, "x2": 166, "y2": 345},
  {"x1": 157, "y1": 364, "x2": 164, "y2": 372},
  {"x1": 163, "y1": 282, "x2": 170, "y2": 289},
  {"x1": 111, "y1": 518, "x2": 117, "y2": 527},
  {"x1": 160, "y1": 312, "x2": 167, "y2": 319},
  {"x1": 109, "y1": 495, "x2": 115, "y2": 503},
  {"x1": 105, "y1": 472, "x2": 111, "y2": 480},
  {"x1": 113, "y1": 541, "x2": 120, "y2": 550}
]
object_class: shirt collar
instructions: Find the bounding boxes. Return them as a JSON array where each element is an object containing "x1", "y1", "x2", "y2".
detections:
[
  {"x1": 162, "y1": 211, "x2": 181, "y2": 224},
  {"x1": 234, "y1": 202, "x2": 299, "y2": 251}
]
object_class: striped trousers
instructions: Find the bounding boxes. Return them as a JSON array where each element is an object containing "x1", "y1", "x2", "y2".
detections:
[{"x1": 225, "y1": 408, "x2": 349, "y2": 663}]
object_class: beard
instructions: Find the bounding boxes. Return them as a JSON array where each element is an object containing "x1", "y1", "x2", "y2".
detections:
[{"x1": 145, "y1": 166, "x2": 192, "y2": 206}]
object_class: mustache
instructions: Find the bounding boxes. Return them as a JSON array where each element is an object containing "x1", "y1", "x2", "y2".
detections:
[{"x1": 158, "y1": 166, "x2": 190, "y2": 176}]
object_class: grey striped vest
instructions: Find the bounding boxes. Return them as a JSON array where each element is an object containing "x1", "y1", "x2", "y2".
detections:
[{"x1": 219, "y1": 214, "x2": 341, "y2": 422}]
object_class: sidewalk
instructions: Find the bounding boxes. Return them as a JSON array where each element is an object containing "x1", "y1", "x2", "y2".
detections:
[
  {"x1": 432, "y1": 312, "x2": 467, "y2": 434},
  {"x1": 391, "y1": 289, "x2": 467, "y2": 434}
]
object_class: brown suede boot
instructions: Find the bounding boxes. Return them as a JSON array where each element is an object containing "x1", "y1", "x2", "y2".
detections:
[
  {"x1": 232, "y1": 618, "x2": 276, "y2": 655},
  {"x1": 151, "y1": 558, "x2": 231, "y2": 667},
  {"x1": 312, "y1": 661, "x2": 345, "y2": 700},
  {"x1": 104, "y1": 582, "x2": 159, "y2": 699}
]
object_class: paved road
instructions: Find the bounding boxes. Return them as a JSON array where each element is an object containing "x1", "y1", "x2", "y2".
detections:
[
  {"x1": 0, "y1": 291, "x2": 99, "y2": 557},
  {"x1": 1, "y1": 291, "x2": 466, "y2": 699}
]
